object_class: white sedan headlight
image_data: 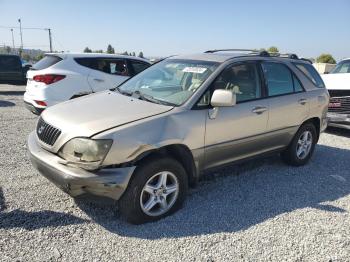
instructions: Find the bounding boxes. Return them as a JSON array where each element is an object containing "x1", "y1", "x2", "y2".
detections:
[{"x1": 58, "y1": 138, "x2": 113, "y2": 170}]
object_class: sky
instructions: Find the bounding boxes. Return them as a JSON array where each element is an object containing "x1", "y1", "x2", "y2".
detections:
[{"x1": 0, "y1": 0, "x2": 349, "y2": 60}]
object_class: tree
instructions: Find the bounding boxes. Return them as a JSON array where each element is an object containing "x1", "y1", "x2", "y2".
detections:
[
  {"x1": 131, "y1": 52, "x2": 136, "y2": 56},
  {"x1": 121, "y1": 51, "x2": 128, "y2": 55},
  {"x1": 316, "y1": 54, "x2": 336, "y2": 64},
  {"x1": 138, "y1": 51, "x2": 144, "y2": 58},
  {"x1": 267, "y1": 46, "x2": 279, "y2": 53},
  {"x1": 83, "y1": 47, "x2": 92, "y2": 53},
  {"x1": 22, "y1": 53, "x2": 31, "y2": 61},
  {"x1": 106, "y1": 44, "x2": 115, "y2": 54},
  {"x1": 5, "y1": 46, "x2": 11, "y2": 54},
  {"x1": 94, "y1": 49, "x2": 103, "y2": 53},
  {"x1": 35, "y1": 54, "x2": 44, "y2": 61}
]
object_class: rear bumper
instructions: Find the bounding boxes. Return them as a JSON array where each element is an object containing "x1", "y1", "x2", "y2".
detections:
[
  {"x1": 327, "y1": 112, "x2": 350, "y2": 129},
  {"x1": 27, "y1": 131, "x2": 136, "y2": 200},
  {"x1": 24, "y1": 101, "x2": 44, "y2": 115}
]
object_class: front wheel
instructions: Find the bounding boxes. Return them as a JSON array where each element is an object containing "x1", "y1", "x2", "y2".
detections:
[
  {"x1": 118, "y1": 157, "x2": 188, "y2": 224},
  {"x1": 281, "y1": 123, "x2": 317, "y2": 166}
]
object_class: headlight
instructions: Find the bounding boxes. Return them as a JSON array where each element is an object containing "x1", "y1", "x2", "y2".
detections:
[{"x1": 58, "y1": 138, "x2": 113, "y2": 170}]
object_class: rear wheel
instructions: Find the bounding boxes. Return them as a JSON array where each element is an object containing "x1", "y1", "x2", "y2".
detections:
[
  {"x1": 118, "y1": 157, "x2": 188, "y2": 224},
  {"x1": 281, "y1": 123, "x2": 317, "y2": 166}
]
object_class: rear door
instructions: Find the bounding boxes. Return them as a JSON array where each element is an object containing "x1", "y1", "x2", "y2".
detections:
[
  {"x1": 87, "y1": 58, "x2": 130, "y2": 92},
  {"x1": 261, "y1": 61, "x2": 310, "y2": 147}
]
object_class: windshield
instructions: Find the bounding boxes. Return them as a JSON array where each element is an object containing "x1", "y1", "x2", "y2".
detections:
[
  {"x1": 330, "y1": 60, "x2": 350, "y2": 74},
  {"x1": 117, "y1": 59, "x2": 219, "y2": 106}
]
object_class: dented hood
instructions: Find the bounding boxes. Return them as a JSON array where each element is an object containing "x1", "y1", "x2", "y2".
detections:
[{"x1": 40, "y1": 91, "x2": 173, "y2": 151}]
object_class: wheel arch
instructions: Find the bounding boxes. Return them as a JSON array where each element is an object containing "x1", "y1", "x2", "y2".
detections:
[{"x1": 132, "y1": 144, "x2": 198, "y2": 187}]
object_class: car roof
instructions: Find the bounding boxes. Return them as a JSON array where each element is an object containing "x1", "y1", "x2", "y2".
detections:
[
  {"x1": 171, "y1": 52, "x2": 310, "y2": 64},
  {"x1": 172, "y1": 53, "x2": 248, "y2": 63},
  {"x1": 45, "y1": 52, "x2": 150, "y2": 63}
]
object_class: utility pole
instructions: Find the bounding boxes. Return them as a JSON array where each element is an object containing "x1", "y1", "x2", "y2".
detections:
[
  {"x1": 47, "y1": 28, "x2": 53, "y2": 52},
  {"x1": 10, "y1": 29, "x2": 15, "y2": 51},
  {"x1": 18, "y1": 18, "x2": 23, "y2": 56}
]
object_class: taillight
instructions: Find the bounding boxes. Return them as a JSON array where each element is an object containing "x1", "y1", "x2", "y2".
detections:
[
  {"x1": 33, "y1": 74, "x2": 66, "y2": 85},
  {"x1": 34, "y1": 100, "x2": 47, "y2": 107}
]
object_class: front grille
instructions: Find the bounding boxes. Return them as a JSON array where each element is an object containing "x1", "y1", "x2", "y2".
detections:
[
  {"x1": 36, "y1": 117, "x2": 61, "y2": 146},
  {"x1": 328, "y1": 96, "x2": 350, "y2": 114}
]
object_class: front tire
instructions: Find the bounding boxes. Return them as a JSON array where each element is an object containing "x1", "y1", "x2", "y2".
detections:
[
  {"x1": 118, "y1": 157, "x2": 188, "y2": 224},
  {"x1": 281, "y1": 122, "x2": 317, "y2": 166}
]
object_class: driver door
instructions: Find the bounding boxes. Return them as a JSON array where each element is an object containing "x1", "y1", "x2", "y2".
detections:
[{"x1": 203, "y1": 61, "x2": 269, "y2": 169}]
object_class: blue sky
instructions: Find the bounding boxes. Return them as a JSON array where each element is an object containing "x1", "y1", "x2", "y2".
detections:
[{"x1": 0, "y1": 0, "x2": 349, "y2": 60}]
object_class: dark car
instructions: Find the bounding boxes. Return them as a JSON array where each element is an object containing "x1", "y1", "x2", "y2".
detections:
[{"x1": 0, "y1": 55, "x2": 29, "y2": 84}]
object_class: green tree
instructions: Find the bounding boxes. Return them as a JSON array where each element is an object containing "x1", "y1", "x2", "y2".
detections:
[
  {"x1": 35, "y1": 54, "x2": 44, "y2": 61},
  {"x1": 106, "y1": 44, "x2": 115, "y2": 54},
  {"x1": 5, "y1": 46, "x2": 11, "y2": 54},
  {"x1": 94, "y1": 49, "x2": 103, "y2": 53},
  {"x1": 267, "y1": 46, "x2": 279, "y2": 53},
  {"x1": 121, "y1": 51, "x2": 128, "y2": 55},
  {"x1": 83, "y1": 47, "x2": 92, "y2": 53},
  {"x1": 22, "y1": 53, "x2": 31, "y2": 61},
  {"x1": 138, "y1": 51, "x2": 144, "y2": 58},
  {"x1": 132, "y1": 52, "x2": 136, "y2": 56},
  {"x1": 316, "y1": 54, "x2": 336, "y2": 64}
]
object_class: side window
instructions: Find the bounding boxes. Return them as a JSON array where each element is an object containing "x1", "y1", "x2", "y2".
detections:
[
  {"x1": 75, "y1": 58, "x2": 97, "y2": 70},
  {"x1": 96, "y1": 59, "x2": 129, "y2": 76},
  {"x1": 293, "y1": 62, "x2": 325, "y2": 88},
  {"x1": 213, "y1": 63, "x2": 261, "y2": 103},
  {"x1": 293, "y1": 75, "x2": 304, "y2": 92},
  {"x1": 262, "y1": 62, "x2": 294, "y2": 96},
  {"x1": 130, "y1": 61, "x2": 150, "y2": 75}
]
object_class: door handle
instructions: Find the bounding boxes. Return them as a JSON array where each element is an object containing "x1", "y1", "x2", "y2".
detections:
[
  {"x1": 252, "y1": 106, "x2": 267, "y2": 114},
  {"x1": 93, "y1": 78, "x2": 104, "y2": 82},
  {"x1": 298, "y1": 98, "x2": 308, "y2": 105}
]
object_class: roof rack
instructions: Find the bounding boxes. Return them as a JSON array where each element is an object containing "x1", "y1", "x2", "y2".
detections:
[
  {"x1": 204, "y1": 49, "x2": 259, "y2": 54},
  {"x1": 204, "y1": 49, "x2": 302, "y2": 60}
]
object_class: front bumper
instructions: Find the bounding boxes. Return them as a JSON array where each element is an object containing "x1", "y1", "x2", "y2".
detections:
[
  {"x1": 327, "y1": 112, "x2": 350, "y2": 129},
  {"x1": 27, "y1": 131, "x2": 136, "y2": 200}
]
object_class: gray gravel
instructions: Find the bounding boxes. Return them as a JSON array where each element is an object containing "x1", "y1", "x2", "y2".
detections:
[{"x1": 0, "y1": 84, "x2": 349, "y2": 261}]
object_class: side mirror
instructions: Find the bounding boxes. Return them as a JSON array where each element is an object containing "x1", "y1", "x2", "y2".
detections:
[{"x1": 210, "y1": 89, "x2": 236, "y2": 107}]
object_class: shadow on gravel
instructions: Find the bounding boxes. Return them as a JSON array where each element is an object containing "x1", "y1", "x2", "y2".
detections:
[
  {"x1": 0, "y1": 91, "x2": 25, "y2": 96},
  {"x1": 76, "y1": 144, "x2": 349, "y2": 239},
  {"x1": 326, "y1": 127, "x2": 350, "y2": 138},
  {"x1": 0, "y1": 187, "x2": 88, "y2": 230},
  {"x1": 0, "y1": 100, "x2": 15, "y2": 107}
]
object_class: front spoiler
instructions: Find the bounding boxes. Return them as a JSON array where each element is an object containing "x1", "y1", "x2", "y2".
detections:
[{"x1": 27, "y1": 131, "x2": 136, "y2": 200}]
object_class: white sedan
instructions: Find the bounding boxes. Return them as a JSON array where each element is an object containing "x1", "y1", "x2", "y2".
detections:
[{"x1": 24, "y1": 53, "x2": 151, "y2": 114}]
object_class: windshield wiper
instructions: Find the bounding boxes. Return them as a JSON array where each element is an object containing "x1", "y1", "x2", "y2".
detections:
[
  {"x1": 112, "y1": 86, "x2": 132, "y2": 96},
  {"x1": 132, "y1": 91, "x2": 176, "y2": 106}
]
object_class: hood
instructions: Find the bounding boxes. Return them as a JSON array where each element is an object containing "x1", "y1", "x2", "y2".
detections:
[
  {"x1": 41, "y1": 91, "x2": 173, "y2": 150},
  {"x1": 321, "y1": 73, "x2": 350, "y2": 90}
]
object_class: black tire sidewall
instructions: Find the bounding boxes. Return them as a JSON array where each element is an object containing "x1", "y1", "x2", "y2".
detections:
[
  {"x1": 283, "y1": 123, "x2": 317, "y2": 166},
  {"x1": 119, "y1": 157, "x2": 188, "y2": 224}
]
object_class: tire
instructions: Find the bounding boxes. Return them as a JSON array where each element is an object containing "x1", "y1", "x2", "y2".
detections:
[
  {"x1": 118, "y1": 157, "x2": 188, "y2": 224},
  {"x1": 281, "y1": 122, "x2": 317, "y2": 166}
]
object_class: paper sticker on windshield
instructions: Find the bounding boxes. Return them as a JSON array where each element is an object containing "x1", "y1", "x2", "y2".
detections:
[{"x1": 183, "y1": 67, "x2": 207, "y2": 74}]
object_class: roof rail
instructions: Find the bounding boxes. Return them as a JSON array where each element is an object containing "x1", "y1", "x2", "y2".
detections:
[
  {"x1": 204, "y1": 49, "x2": 302, "y2": 60},
  {"x1": 204, "y1": 49, "x2": 259, "y2": 53}
]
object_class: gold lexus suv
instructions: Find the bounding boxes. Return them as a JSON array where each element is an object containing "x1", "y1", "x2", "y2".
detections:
[{"x1": 28, "y1": 49, "x2": 329, "y2": 224}]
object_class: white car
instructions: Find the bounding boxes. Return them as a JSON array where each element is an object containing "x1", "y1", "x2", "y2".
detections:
[
  {"x1": 321, "y1": 58, "x2": 350, "y2": 129},
  {"x1": 24, "y1": 53, "x2": 151, "y2": 114}
]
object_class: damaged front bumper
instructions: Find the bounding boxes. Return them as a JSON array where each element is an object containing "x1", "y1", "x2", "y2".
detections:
[{"x1": 27, "y1": 132, "x2": 136, "y2": 200}]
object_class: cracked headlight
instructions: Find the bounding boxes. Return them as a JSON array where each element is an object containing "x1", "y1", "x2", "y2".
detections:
[{"x1": 58, "y1": 138, "x2": 113, "y2": 170}]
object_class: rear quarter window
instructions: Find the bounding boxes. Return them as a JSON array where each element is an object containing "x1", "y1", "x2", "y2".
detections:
[
  {"x1": 293, "y1": 62, "x2": 325, "y2": 88},
  {"x1": 32, "y1": 55, "x2": 62, "y2": 70}
]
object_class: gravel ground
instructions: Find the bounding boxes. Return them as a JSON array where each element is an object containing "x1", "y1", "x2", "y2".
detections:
[{"x1": 0, "y1": 84, "x2": 349, "y2": 261}]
